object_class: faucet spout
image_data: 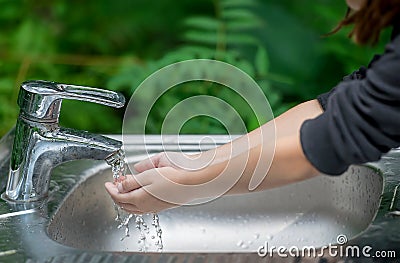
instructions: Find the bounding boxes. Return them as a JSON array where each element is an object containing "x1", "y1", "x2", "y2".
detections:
[
  {"x1": 50, "y1": 127, "x2": 123, "y2": 162},
  {"x1": 5, "y1": 123, "x2": 122, "y2": 203}
]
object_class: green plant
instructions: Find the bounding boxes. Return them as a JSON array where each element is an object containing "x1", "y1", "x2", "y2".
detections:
[
  {"x1": 0, "y1": 0, "x2": 386, "y2": 137},
  {"x1": 108, "y1": 0, "x2": 290, "y2": 134}
]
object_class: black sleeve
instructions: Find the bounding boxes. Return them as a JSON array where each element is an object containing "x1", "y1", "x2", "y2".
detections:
[
  {"x1": 317, "y1": 66, "x2": 368, "y2": 110},
  {"x1": 300, "y1": 35, "x2": 400, "y2": 175}
]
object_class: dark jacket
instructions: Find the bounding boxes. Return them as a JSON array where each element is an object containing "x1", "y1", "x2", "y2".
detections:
[{"x1": 300, "y1": 22, "x2": 400, "y2": 175}]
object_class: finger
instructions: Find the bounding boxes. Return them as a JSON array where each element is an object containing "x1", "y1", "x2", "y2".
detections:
[
  {"x1": 105, "y1": 182, "x2": 119, "y2": 194},
  {"x1": 134, "y1": 154, "x2": 160, "y2": 172},
  {"x1": 105, "y1": 182, "x2": 133, "y2": 203},
  {"x1": 123, "y1": 208, "x2": 144, "y2": 214},
  {"x1": 116, "y1": 202, "x2": 142, "y2": 214},
  {"x1": 105, "y1": 182, "x2": 134, "y2": 203},
  {"x1": 105, "y1": 181, "x2": 147, "y2": 204},
  {"x1": 113, "y1": 175, "x2": 126, "y2": 184},
  {"x1": 118, "y1": 174, "x2": 142, "y2": 193},
  {"x1": 121, "y1": 166, "x2": 165, "y2": 193}
]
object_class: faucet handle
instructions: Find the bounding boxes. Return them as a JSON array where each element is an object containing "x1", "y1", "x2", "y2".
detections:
[{"x1": 18, "y1": 80, "x2": 125, "y2": 121}]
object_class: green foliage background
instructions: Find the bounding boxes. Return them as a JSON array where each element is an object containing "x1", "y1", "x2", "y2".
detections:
[{"x1": 0, "y1": 0, "x2": 391, "y2": 137}]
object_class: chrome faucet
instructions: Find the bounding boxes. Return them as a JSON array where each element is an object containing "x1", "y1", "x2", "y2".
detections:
[{"x1": 3, "y1": 80, "x2": 125, "y2": 204}]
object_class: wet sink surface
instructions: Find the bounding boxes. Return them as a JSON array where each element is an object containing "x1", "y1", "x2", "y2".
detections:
[{"x1": 47, "y1": 157, "x2": 383, "y2": 253}]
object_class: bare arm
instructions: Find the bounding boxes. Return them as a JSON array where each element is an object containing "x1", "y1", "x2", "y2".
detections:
[
  {"x1": 183, "y1": 99, "x2": 323, "y2": 194},
  {"x1": 105, "y1": 100, "x2": 323, "y2": 213}
]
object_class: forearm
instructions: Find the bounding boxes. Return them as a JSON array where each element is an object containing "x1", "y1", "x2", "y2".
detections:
[{"x1": 186, "y1": 100, "x2": 323, "y2": 196}]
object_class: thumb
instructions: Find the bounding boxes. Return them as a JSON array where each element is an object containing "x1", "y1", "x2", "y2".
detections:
[{"x1": 118, "y1": 174, "x2": 142, "y2": 193}]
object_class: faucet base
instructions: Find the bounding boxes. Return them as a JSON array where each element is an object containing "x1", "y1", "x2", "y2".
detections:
[{"x1": 0, "y1": 192, "x2": 43, "y2": 210}]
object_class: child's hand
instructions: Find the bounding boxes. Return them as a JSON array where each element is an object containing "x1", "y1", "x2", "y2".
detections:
[
  {"x1": 105, "y1": 166, "x2": 196, "y2": 214},
  {"x1": 105, "y1": 151, "x2": 211, "y2": 214},
  {"x1": 134, "y1": 152, "x2": 200, "y2": 172}
]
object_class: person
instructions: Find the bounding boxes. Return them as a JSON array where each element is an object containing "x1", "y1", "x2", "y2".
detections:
[{"x1": 105, "y1": 0, "x2": 400, "y2": 214}]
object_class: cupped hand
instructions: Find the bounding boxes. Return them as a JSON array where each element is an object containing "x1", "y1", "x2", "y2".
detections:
[
  {"x1": 105, "y1": 151, "x2": 218, "y2": 214},
  {"x1": 134, "y1": 151, "x2": 200, "y2": 173},
  {"x1": 134, "y1": 152, "x2": 179, "y2": 172},
  {"x1": 105, "y1": 166, "x2": 199, "y2": 214}
]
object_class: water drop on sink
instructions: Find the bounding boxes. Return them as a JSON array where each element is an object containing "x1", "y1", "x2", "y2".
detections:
[{"x1": 236, "y1": 240, "x2": 244, "y2": 247}]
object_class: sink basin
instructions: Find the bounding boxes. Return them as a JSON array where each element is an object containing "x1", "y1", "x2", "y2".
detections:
[{"x1": 47, "y1": 136, "x2": 383, "y2": 253}]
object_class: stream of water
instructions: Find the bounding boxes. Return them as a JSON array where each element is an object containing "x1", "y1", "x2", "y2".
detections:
[{"x1": 110, "y1": 151, "x2": 163, "y2": 252}]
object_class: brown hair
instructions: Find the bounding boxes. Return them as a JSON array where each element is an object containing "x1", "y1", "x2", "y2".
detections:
[{"x1": 331, "y1": 0, "x2": 400, "y2": 45}]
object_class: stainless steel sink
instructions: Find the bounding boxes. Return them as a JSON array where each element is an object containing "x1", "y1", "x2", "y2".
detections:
[{"x1": 46, "y1": 135, "x2": 383, "y2": 253}]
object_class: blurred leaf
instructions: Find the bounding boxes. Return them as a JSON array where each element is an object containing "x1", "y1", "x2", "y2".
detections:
[
  {"x1": 255, "y1": 46, "x2": 269, "y2": 75},
  {"x1": 221, "y1": 0, "x2": 258, "y2": 8},
  {"x1": 184, "y1": 16, "x2": 220, "y2": 31},
  {"x1": 222, "y1": 9, "x2": 257, "y2": 21},
  {"x1": 226, "y1": 20, "x2": 262, "y2": 31},
  {"x1": 183, "y1": 30, "x2": 218, "y2": 45}
]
